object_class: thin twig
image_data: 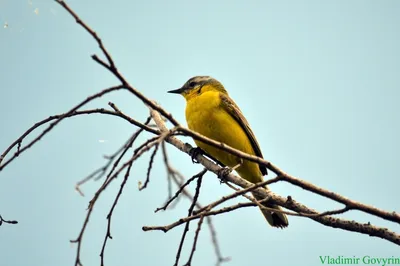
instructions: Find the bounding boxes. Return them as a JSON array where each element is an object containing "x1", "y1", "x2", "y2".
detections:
[
  {"x1": 162, "y1": 142, "x2": 174, "y2": 201},
  {"x1": 76, "y1": 116, "x2": 152, "y2": 195},
  {"x1": 193, "y1": 176, "x2": 281, "y2": 215},
  {"x1": 155, "y1": 169, "x2": 207, "y2": 212},
  {"x1": 0, "y1": 214, "x2": 18, "y2": 226},
  {"x1": 100, "y1": 158, "x2": 135, "y2": 266},
  {"x1": 108, "y1": 102, "x2": 158, "y2": 134},
  {"x1": 205, "y1": 217, "x2": 231, "y2": 266},
  {"x1": 160, "y1": 152, "x2": 229, "y2": 264},
  {"x1": 173, "y1": 169, "x2": 205, "y2": 266},
  {"x1": 71, "y1": 133, "x2": 162, "y2": 266},
  {"x1": 55, "y1": 0, "x2": 181, "y2": 127},
  {"x1": 89, "y1": 115, "x2": 152, "y2": 186},
  {"x1": 55, "y1": 0, "x2": 116, "y2": 70},
  {"x1": 139, "y1": 144, "x2": 159, "y2": 191},
  {"x1": 183, "y1": 216, "x2": 205, "y2": 266},
  {"x1": 0, "y1": 86, "x2": 125, "y2": 171},
  {"x1": 143, "y1": 202, "x2": 258, "y2": 233}
]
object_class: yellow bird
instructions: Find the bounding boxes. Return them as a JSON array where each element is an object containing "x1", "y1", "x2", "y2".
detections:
[{"x1": 168, "y1": 76, "x2": 288, "y2": 228}]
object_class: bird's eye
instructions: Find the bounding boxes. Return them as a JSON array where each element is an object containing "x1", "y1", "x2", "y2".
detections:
[{"x1": 189, "y1": 82, "x2": 196, "y2": 87}]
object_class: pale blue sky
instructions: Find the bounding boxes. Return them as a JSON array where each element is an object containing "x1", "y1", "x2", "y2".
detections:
[{"x1": 1, "y1": 1, "x2": 399, "y2": 266}]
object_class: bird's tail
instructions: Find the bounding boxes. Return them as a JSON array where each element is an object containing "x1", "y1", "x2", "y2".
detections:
[{"x1": 251, "y1": 187, "x2": 289, "y2": 228}]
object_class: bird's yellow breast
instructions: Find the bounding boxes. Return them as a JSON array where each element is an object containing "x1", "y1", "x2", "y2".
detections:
[{"x1": 185, "y1": 91, "x2": 262, "y2": 183}]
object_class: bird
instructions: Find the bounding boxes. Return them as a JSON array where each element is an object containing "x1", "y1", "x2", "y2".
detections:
[{"x1": 168, "y1": 76, "x2": 288, "y2": 228}]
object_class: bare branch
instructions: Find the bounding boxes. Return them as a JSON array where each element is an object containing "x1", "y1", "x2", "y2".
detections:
[
  {"x1": 70, "y1": 117, "x2": 161, "y2": 266},
  {"x1": 55, "y1": 0, "x2": 116, "y2": 70},
  {"x1": 100, "y1": 158, "x2": 134, "y2": 266},
  {"x1": 108, "y1": 102, "x2": 158, "y2": 134},
  {"x1": 161, "y1": 142, "x2": 174, "y2": 201},
  {"x1": 75, "y1": 115, "x2": 153, "y2": 195},
  {"x1": 193, "y1": 176, "x2": 281, "y2": 215},
  {"x1": 139, "y1": 144, "x2": 159, "y2": 191},
  {"x1": 183, "y1": 216, "x2": 205, "y2": 266},
  {"x1": 174, "y1": 169, "x2": 205, "y2": 266},
  {"x1": 150, "y1": 109, "x2": 400, "y2": 245},
  {"x1": 155, "y1": 168, "x2": 207, "y2": 212},
  {"x1": 0, "y1": 214, "x2": 18, "y2": 226},
  {"x1": 55, "y1": 0, "x2": 181, "y2": 127},
  {"x1": 205, "y1": 217, "x2": 231, "y2": 266},
  {"x1": 162, "y1": 126, "x2": 400, "y2": 226},
  {"x1": 0, "y1": 86, "x2": 125, "y2": 171},
  {"x1": 143, "y1": 201, "x2": 258, "y2": 233},
  {"x1": 159, "y1": 151, "x2": 229, "y2": 265}
]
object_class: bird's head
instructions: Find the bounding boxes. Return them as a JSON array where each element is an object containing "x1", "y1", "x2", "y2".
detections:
[{"x1": 168, "y1": 76, "x2": 227, "y2": 101}]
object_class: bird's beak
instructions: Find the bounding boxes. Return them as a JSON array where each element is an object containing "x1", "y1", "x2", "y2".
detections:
[{"x1": 167, "y1": 87, "x2": 185, "y2": 94}]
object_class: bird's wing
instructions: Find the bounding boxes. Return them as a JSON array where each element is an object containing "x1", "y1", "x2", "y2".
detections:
[{"x1": 219, "y1": 93, "x2": 268, "y2": 175}]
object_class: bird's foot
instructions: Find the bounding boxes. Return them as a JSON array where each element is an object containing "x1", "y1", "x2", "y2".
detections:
[
  {"x1": 217, "y1": 160, "x2": 242, "y2": 184},
  {"x1": 188, "y1": 146, "x2": 204, "y2": 164},
  {"x1": 217, "y1": 166, "x2": 232, "y2": 183}
]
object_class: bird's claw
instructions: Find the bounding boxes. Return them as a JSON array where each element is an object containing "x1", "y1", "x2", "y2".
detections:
[
  {"x1": 189, "y1": 147, "x2": 203, "y2": 164},
  {"x1": 217, "y1": 166, "x2": 232, "y2": 183}
]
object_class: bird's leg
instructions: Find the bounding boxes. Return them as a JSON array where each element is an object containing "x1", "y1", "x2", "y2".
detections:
[
  {"x1": 188, "y1": 146, "x2": 204, "y2": 164},
  {"x1": 217, "y1": 159, "x2": 243, "y2": 183},
  {"x1": 187, "y1": 144, "x2": 226, "y2": 167},
  {"x1": 217, "y1": 167, "x2": 232, "y2": 183}
]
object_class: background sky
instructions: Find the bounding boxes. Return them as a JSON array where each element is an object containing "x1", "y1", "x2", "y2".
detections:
[{"x1": 1, "y1": 1, "x2": 399, "y2": 266}]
